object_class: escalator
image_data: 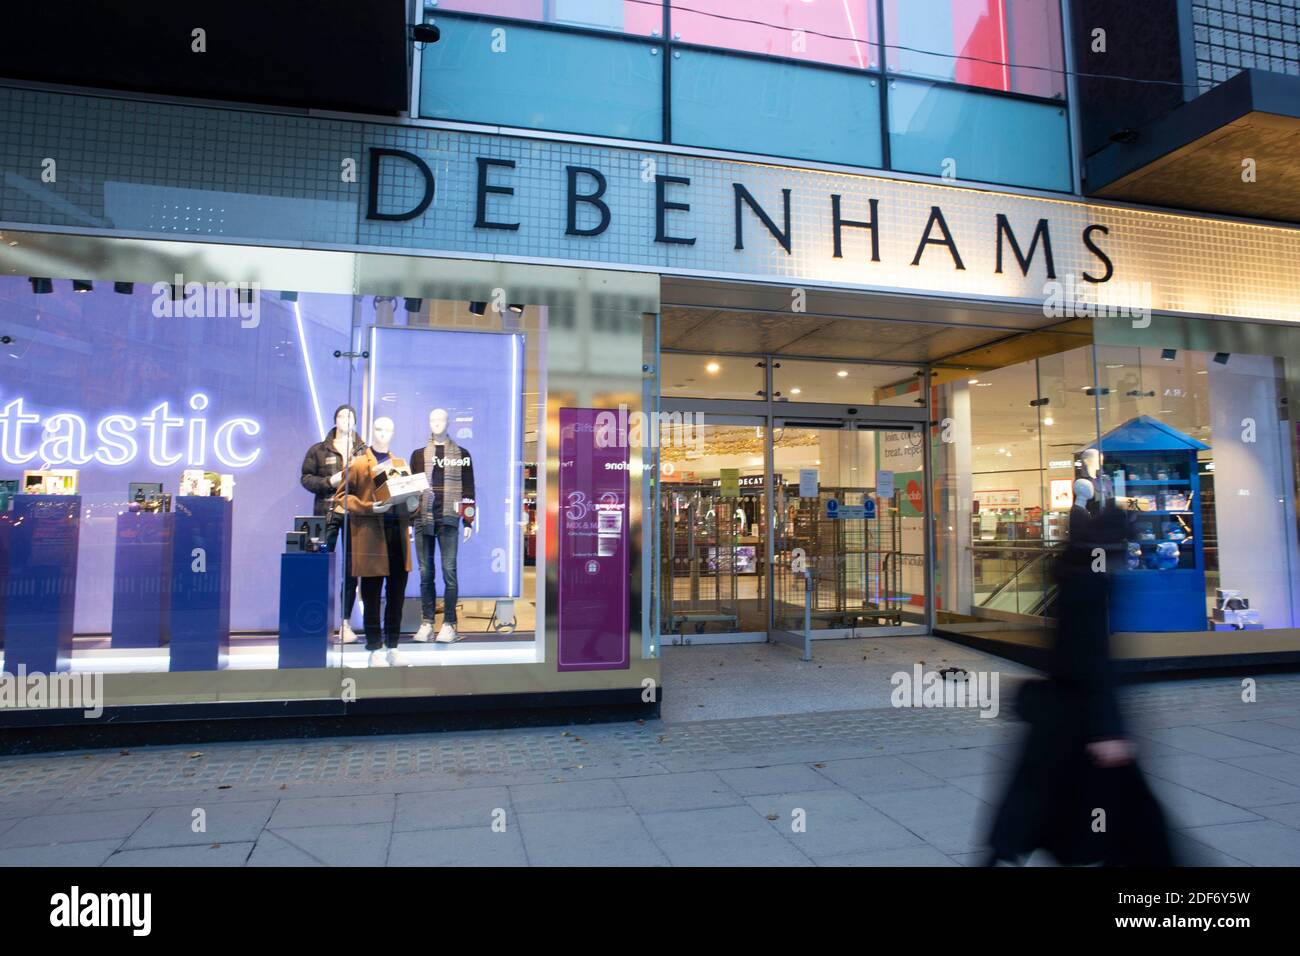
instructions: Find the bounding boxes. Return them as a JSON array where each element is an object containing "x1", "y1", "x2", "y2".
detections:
[{"x1": 974, "y1": 545, "x2": 1061, "y2": 619}]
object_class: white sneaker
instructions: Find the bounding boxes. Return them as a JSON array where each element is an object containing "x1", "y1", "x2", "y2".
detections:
[
  {"x1": 435, "y1": 622, "x2": 458, "y2": 643},
  {"x1": 412, "y1": 621, "x2": 434, "y2": 643},
  {"x1": 339, "y1": 621, "x2": 359, "y2": 644},
  {"x1": 386, "y1": 648, "x2": 407, "y2": 667},
  {"x1": 368, "y1": 650, "x2": 389, "y2": 667}
]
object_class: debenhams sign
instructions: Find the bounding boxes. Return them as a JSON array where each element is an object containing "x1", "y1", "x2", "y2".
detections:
[
  {"x1": 356, "y1": 134, "x2": 1300, "y2": 323},
  {"x1": 364, "y1": 145, "x2": 1117, "y2": 302}
]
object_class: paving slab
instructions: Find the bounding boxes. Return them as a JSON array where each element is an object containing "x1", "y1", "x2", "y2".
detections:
[
  {"x1": 248, "y1": 823, "x2": 392, "y2": 867},
  {"x1": 105, "y1": 843, "x2": 253, "y2": 867},
  {"x1": 0, "y1": 808, "x2": 150, "y2": 849},
  {"x1": 640, "y1": 806, "x2": 814, "y2": 867},
  {"x1": 745, "y1": 789, "x2": 923, "y2": 858},
  {"x1": 516, "y1": 806, "x2": 669, "y2": 867},
  {"x1": 388, "y1": 825, "x2": 529, "y2": 867},
  {"x1": 122, "y1": 800, "x2": 276, "y2": 850},
  {"x1": 393, "y1": 786, "x2": 511, "y2": 831}
]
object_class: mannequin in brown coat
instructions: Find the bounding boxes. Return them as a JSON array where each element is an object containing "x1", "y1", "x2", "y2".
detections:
[{"x1": 333, "y1": 417, "x2": 414, "y2": 662}]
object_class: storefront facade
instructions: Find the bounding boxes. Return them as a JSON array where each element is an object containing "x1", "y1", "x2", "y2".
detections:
[{"x1": 3, "y1": 11, "x2": 1300, "y2": 737}]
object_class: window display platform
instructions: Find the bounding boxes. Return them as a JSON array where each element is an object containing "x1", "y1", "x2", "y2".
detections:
[{"x1": 2, "y1": 632, "x2": 539, "y2": 673}]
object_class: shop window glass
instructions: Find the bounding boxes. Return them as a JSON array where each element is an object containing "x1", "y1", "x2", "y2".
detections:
[
  {"x1": 882, "y1": 0, "x2": 1065, "y2": 98},
  {"x1": 671, "y1": 0, "x2": 878, "y2": 70},
  {"x1": 1097, "y1": 346, "x2": 1300, "y2": 632},
  {"x1": 420, "y1": 18, "x2": 662, "y2": 140},
  {"x1": 672, "y1": 49, "x2": 883, "y2": 168},
  {"x1": 771, "y1": 359, "x2": 924, "y2": 406},
  {"x1": 0, "y1": 278, "x2": 545, "y2": 675},
  {"x1": 887, "y1": 77, "x2": 1071, "y2": 190},
  {"x1": 431, "y1": 1, "x2": 663, "y2": 36}
]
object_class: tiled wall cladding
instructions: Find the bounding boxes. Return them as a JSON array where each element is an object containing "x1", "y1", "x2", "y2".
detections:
[
  {"x1": 1192, "y1": 0, "x2": 1300, "y2": 92},
  {"x1": 2, "y1": 86, "x2": 1299, "y2": 322}
]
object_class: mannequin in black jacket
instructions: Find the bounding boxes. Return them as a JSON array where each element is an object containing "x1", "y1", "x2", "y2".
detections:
[{"x1": 299, "y1": 404, "x2": 364, "y2": 642}]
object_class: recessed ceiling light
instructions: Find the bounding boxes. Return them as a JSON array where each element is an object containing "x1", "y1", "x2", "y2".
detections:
[
  {"x1": 706, "y1": 361, "x2": 720, "y2": 374},
  {"x1": 790, "y1": 387, "x2": 802, "y2": 395},
  {"x1": 968, "y1": 378, "x2": 979, "y2": 385},
  {"x1": 1043, "y1": 416, "x2": 1054, "y2": 426},
  {"x1": 837, "y1": 370, "x2": 849, "y2": 378}
]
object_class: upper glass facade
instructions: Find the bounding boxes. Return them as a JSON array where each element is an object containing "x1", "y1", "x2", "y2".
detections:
[{"x1": 419, "y1": 0, "x2": 1073, "y2": 192}]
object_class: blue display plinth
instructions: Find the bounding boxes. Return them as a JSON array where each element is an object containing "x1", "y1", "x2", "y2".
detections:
[
  {"x1": 111, "y1": 512, "x2": 174, "y2": 649},
  {"x1": 168, "y1": 496, "x2": 233, "y2": 672},
  {"x1": 1, "y1": 496, "x2": 81, "y2": 673},
  {"x1": 1088, "y1": 416, "x2": 1210, "y2": 634},
  {"x1": 278, "y1": 552, "x2": 335, "y2": 669}
]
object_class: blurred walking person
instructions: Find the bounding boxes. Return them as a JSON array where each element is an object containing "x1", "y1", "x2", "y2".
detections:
[{"x1": 984, "y1": 478, "x2": 1176, "y2": 866}]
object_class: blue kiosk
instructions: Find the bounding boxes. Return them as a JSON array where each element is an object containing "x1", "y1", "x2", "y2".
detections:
[{"x1": 1089, "y1": 415, "x2": 1210, "y2": 633}]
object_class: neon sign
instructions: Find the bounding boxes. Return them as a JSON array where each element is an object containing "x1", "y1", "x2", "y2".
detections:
[{"x1": 0, "y1": 393, "x2": 262, "y2": 469}]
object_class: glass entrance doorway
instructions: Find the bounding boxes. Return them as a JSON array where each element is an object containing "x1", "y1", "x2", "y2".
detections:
[
  {"x1": 771, "y1": 424, "x2": 928, "y2": 634},
  {"x1": 660, "y1": 418, "x2": 769, "y2": 640},
  {"x1": 657, "y1": 412, "x2": 929, "y2": 645}
]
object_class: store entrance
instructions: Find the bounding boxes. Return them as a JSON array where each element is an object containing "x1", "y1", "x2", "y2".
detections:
[{"x1": 657, "y1": 403, "x2": 929, "y2": 648}]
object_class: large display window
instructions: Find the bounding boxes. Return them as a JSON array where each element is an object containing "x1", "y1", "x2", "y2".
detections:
[
  {"x1": 0, "y1": 236, "x2": 657, "y2": 709},
  {"x1": 931, "y1": 323, "x2": 1300, "y2": 661}
]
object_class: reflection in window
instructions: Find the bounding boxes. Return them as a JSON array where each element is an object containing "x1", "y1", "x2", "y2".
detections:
[
  {"x1": 671, "y1": 49, "x2": 882, "y2": 167},
  {"x1": 419, "y1": 18, "x2": 663, "y2": 139},
  {"x1": 432, "y1": 0, "x2": 663, "y2": 36},
  {"x1": 888, "y1": 77, "x2": 1071, "y2": 190},
  {"x1": 671, "y1": 0, "x2": 878, "y2": 70},
  {"x1": 882, "y1": 0, "x2": 1065, "y2": 98}
]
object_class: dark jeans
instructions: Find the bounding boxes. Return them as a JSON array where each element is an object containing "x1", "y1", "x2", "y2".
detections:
[
  {"x1": 417, "y1": 517, "x2": 460, "y2": 625},
  {"x1": 324, "y1": 512, "x2": 357, "y2": 619},
  {"x1": 359, "y1": 519, "x2": 408, "y2": 650}
]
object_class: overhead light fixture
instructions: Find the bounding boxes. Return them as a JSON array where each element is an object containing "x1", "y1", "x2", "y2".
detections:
[
  {"x1": 790, "y1": 387, "x2": 802, "y2": 395},
  {"x1": 967, "y1": 378, "x2": 979, "y2": 385},
  {"x1": 1213, "y1": 352, "x2": 1230, "y2": 365},
  {"x1": 28, "y1": 277, "x2": 52, "y2": 294},
  {"x1": 468, "y1": 301, "x2": 487, "y2": 315},
  {"x1": 508, "y1": 303, "x2": 525, "y2": 314},
  {"x1": 404, "y1": 297, "x2": 423, "y2": 313},
  {"x1": 836, "y1": 370, "x2": 849, "y2": 378},
  {"x1": 72, "y1": 280, "x2": 93, "y2": 293},
  {"x1": 113, "y1": 281, "x2": 134, "y2": 295},
  {"x1": 1161, "y1": 349, "x2": 1177, "y2": 361},
  {"x1": 705, "y1": 361, "x2": 721, "y2": 374},
  {"x1": 1043, "y1": 416, "x2": 1054, "y2": 426}
]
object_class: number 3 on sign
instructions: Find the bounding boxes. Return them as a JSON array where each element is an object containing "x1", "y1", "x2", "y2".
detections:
[{"x1": 565, "y1": 491, "x2": 588, "y2": 521}]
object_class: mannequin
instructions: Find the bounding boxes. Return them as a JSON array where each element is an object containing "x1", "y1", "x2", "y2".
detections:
[
  {"x1": 1080, "y1": 448, "x2": 1133, "y2": 512},
  {"x1": 335, "y1": 416, "x2": 414, "y2": 667},
  {"x1": 409, "y1": 407, "x2": 476, "y2": 644},
  {"x1": 1070, "y1": 477, "x2": 1095, "y2": 545},
  {"x1": 299, "y1": 404, "x2": 364, "y2": 643}
]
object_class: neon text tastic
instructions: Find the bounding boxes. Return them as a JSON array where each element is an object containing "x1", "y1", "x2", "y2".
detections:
[{"x1": 0, "y1": 393, "x2": 261, "y2": 469}]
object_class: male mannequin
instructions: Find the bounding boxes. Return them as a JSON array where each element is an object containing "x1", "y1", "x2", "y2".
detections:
[
  {"x1": 1069, "y1": 478, "x2": 1095, "y2": 545},
  {"x1": 335, "y1": 416, "x2": 414, "y2": 667},
  {"x1": 410, "y1": 407, "x2": 475, "y2": 644},
  {"x1": 300, "y1": 404, "x2": 363, "y2": 643}
]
